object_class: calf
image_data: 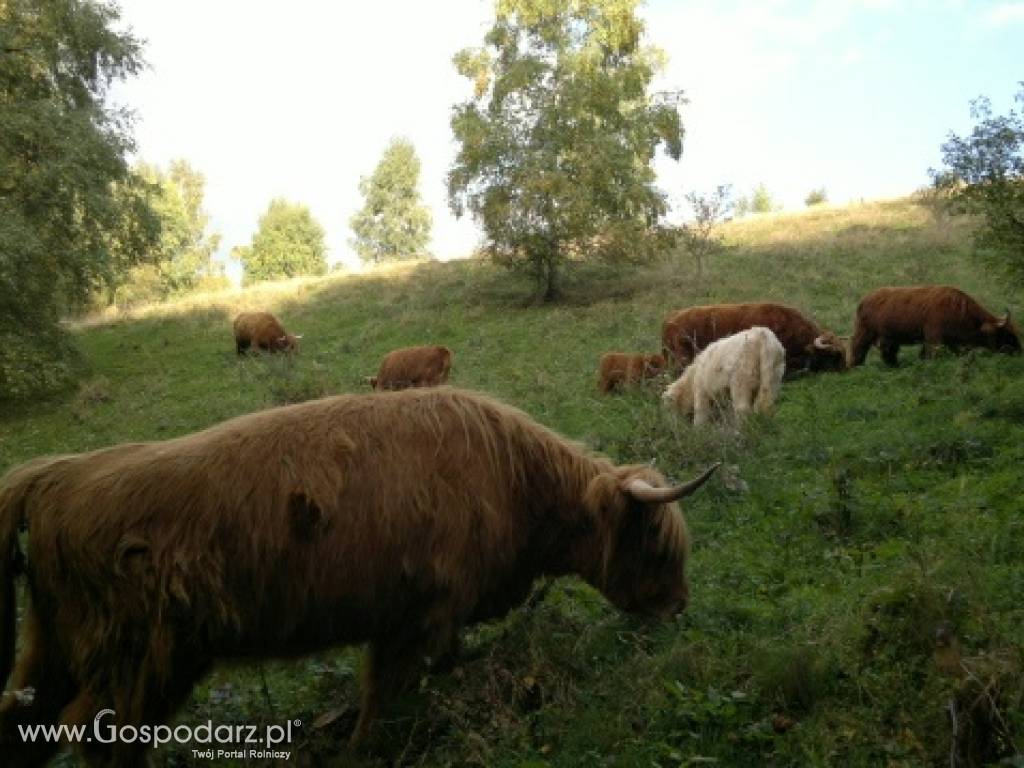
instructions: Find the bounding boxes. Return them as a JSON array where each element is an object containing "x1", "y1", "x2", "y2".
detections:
[
  {"x1": 663, "y1": 326, "x2": 786, "y2": 425},
  {"x1": 370, "y1": 345, "x2": 453, "y2": 390},
  {"x1": 598, "y1": 353, "x2": 667, "y2": 393}
]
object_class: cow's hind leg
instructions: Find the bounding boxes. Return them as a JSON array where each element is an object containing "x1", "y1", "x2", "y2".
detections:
[
  {"x1": 730, "y1": 380, "x2": 754, "y2": 421},
  {"x1": 0, "y1": 615, "x2": 80, "y2": 767},
  {"x1": 879, "y1": 338, "x2": 900, "y2": 367}
]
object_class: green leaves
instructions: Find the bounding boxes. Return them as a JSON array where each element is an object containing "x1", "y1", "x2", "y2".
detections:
[
  {"x1": 349, "y1": 138, "x2": 432, "y2": 264},
  {"x1": 235, "y1": 199, "x2": 328, "y2": 285},
  {"x1": 448, "y1": 0, "x2": 684, "y2": 300},
  {"x1": 931, "y1": 85, "x2": 1024, "y2": 285},
  {"x1": 0, "y1": 0, "x2": 156, "y2": 400}
]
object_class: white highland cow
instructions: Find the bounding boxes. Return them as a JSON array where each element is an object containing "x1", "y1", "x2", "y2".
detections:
[{"x1": 663, "y1": 326, "x2": 786, "y2": 425}]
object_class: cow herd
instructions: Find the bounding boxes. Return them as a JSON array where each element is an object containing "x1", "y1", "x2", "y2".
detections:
[
  {"x1": 0, "y1": 283, "x2": 1018, "y2": 766},
  {"x1": 603, "y1": 284, "x2": 1019, "y2": 425}
]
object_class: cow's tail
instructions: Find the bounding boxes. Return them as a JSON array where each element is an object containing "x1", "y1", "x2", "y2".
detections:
[
  {"x1": 0, "y1": 456, "x2": 59, "y2": 689},
  {"x1": 754, "y1": 333, "x2": 785, "y2": 413}
]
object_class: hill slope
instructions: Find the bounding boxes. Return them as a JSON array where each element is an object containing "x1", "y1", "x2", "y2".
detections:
[{"x1": 2, "y1": 197, "x2": 1022, "y2": 767}]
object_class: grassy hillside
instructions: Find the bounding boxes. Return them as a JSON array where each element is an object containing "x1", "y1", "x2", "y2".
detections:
[{"x1": 3, "y1": 198, "x2": 1023, "y2": 767}]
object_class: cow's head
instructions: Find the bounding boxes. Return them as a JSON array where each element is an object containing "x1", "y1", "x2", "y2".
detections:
[
  {"x1": 982, "y1": 310, "x2": 1021, "y2": 353},
  {"x1": 805, "y1": 331, "x2": 847, "y2": 371},
  {"x1": 643, "y1": 354, "x2": 668, "y2": 378},
  {"x1": 275, "y1": 333, "x2": 302, "y2": 353},
  {"x1": 583, "y1": 463, "x2": 719, "y2": 619}
]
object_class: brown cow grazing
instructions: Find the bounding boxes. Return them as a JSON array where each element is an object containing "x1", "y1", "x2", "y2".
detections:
[
  {"x1": 662, "y1": 302, "x2": 847, "y2": 374},
  {"x1": 850, "y1": 285, "x2": 1020, "y2": 367},
  {"x1": 233, "y1": 311, "x2": 301, "y2": 354},
  {"x1": 369, "y1": 344, "x2": 453, "y2": 390},
  {"x1": 0, "y1": 388, "x2": 719, "y2": 765},
  {"x1": 598, "y1": 352, "x2": 667, "y2": 393}
]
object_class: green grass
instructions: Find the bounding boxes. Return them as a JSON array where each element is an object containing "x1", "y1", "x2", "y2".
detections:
[{"x1": 3, "y1": 197, "x2": 1023, "y2": 767}]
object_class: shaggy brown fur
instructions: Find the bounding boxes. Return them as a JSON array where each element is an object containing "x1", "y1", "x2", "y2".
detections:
[
  {"x1": 850, "y1": 285, "x2": 1020, "y2": 366},
  {"x1": 662, "y1": 302, "x2": 847, "y2": 374},
  {"x1": 232, "y1": 311, "x2": 300, "y2": 354},
  {"x1": 369, "y1": 345, "x2": 452, "y2": 390},
  {"x1": 598, "y1": 353, "x2": 667, "y2": 393},
  {"x1": 0, "y1": 388, "x2": 716, "y2": 766}
]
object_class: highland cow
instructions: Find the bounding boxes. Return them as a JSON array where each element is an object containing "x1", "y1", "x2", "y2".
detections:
[
  {"x1": 598, "y1": 352, "x2": 667, "y2": 393},
  {"x1": 850, "y1": 285, "x2": 1020, "y2": 366},
  {"x1": 662, "y1": 302, "x2": 846, "y2": 374},
  {"x1": 663, "y1": 326, "x2": 786, "y2": 425},
  {"x1": 369, "y1": 345, "x2": 452, "y2": 390},
  {"x1": 232, "y1": 311, "x2": 300, "y2": 354},
  {"x1": 0, "y1": 388, "x2": 718, "y2": 766}
]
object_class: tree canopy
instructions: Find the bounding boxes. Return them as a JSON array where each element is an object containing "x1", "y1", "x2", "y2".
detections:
[
  {"x1": 234, "y1": 199, "x2": 328, "y2": 285},
  {"x1": 107, "y1": 160, "x2": 223, "y2": 307},
  {"x1": 447, "y1": 0, "x2": 684, "y2": 300},
  {"x1": 350, "y1": 138, "x2": 432, "y2": 263},
  {"x1": 0, "y1": 0, "x2": 158, "y2": 400},
  {"x1": 931, "y1": 84, "x2": 1024, "y2": 283}
]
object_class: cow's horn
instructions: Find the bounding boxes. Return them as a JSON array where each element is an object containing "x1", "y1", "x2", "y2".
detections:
[
  {"x1": 624, "y1": 462, "x2": 721, "y2": 504},
  {"x1": 294, "y1": 334, "x2": 304, "y2": 340},
  {"x1": 1001, "y1": 309, "x2": 1011, "y2": 326},
  {"x1": 813, "y1": 334, "x2": 832, "y2": 350}
]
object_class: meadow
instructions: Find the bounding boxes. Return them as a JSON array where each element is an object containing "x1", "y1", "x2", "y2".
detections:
[{"x1": 2, "y1": 197, "x2": 1022, "y2": 767}]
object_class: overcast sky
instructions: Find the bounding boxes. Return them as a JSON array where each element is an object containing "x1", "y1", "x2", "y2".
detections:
[{"x1": 112, "y1": 0, "x2": 1024, "y2": 277}]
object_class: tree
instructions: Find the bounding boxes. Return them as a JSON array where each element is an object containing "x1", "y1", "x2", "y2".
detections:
[
  {"x1": 107, "y1": 160, "x2": 223, "y2": 307},
  {"x1": 0, "y1": 0, "x2": 159, "y2": 400},
  {"x1": 349, "y1": 138, "x2": 432, "y2": 264},
  {"x1": 805, "y1": 187, "x2": 828, "y2": 207},
  {"x1": 234, "y1": 199, "x2": 328, "y2": 285},
  {"x1": 447, "y1": 0, "x2": 684, "y2": 300},
  {"x1": 681, "y1": 185, "x2": 732, "y2": 278},
  {"x1": 931, "y1": 84, "x2": 1024, "y2": 283}
]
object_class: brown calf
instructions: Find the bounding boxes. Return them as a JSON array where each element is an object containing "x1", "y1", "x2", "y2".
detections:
[
  {"x1": 369, "y1": 345, "x2": 453, "y2": 390},
  {"x1": 598, "y1": 353, "x2": 667, "y2": 393}
]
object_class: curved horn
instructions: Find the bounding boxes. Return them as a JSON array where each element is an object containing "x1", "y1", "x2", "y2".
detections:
[
  {"x1": 623, "y1": 462, "x2": 721, "y2": 504},
  {"x1": 293, "y1": 334, "x2": 304, "y2": 340},
  {"x1": 1000, "y1": 308, "x2": 1011, "y2": 326}
]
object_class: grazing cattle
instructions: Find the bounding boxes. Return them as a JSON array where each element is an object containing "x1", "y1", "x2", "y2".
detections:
[
  {"x1": 663, "y1": 326, "x2": 786, "y2": 425},
  {"x1": 233, "y1": 311, "x2": 301, "y2": 354},
  {"x1": 0, "y1": 388, "x2": 719, "y2": 765},
  {"x1": 662, "y1": 302, "x2": 846, "y2": 374},
  {"x1": 369, "y1": 345, "x2": 453, "y2": 390},
  {"x1": 598, "y1": 352, "x2": 667, "y2": 393},
  {"x1": 850, "y1": 285, "x2": 1021, "y2": 366}
]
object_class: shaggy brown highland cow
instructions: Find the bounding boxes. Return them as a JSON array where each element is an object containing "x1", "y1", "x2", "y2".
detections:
[
  {"x1": 597, "y1": 352, "x2": 666, "y2": 393},
  {"x1": 662, "y1": 302, "x2": 846, "y2": 374},
  {"x1": 232, "y1": 311, "x2": 301, "y2": 354},
  {"x1": 850, "y1": 285, "x2": 1020, "y2": 366},
  {"x1": 369, "y1": 344, "x2": 452, "y2": 390},
  {"x1": 0, "y1": 388, "x2": 717, "y2": 766}
]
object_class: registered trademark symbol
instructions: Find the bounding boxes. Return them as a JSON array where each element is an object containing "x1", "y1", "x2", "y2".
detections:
[{"x1": 293, "y1": 719, "x2": 302, "y2": 727}]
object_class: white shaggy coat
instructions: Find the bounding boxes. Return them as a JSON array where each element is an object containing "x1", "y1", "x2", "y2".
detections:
[{"x1": 663, "y1": 326, "x2": 786, "y2": 425}]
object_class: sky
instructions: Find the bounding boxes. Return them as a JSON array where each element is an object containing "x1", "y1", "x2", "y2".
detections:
[{"x1": 111, "y1": 0, "x2": 1024, "y2": 279}]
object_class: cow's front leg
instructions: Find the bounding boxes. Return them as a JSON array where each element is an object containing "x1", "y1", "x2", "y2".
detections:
[{"x1": 350, "y1": 637, "x2": 424, "y2": 750}]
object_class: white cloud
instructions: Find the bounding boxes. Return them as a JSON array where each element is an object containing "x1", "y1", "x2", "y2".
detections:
[{"x1": 981, "y1": 2, "x2": 1024, "y2": 26}]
